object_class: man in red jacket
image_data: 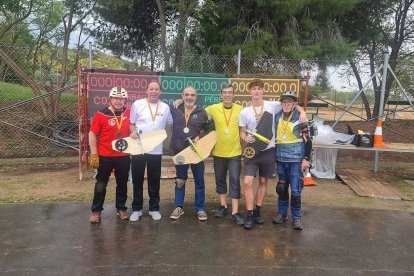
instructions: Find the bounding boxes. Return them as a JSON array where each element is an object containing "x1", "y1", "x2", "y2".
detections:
[{"x1": 89, "y1": 87, "x2": 131, "y2": 223}]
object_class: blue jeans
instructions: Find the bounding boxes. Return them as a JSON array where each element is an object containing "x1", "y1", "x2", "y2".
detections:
[
  {"x1": 277, "y1": 162, "x2": 303, "y2": 219},
  {"x1": 175, "y1": 162, "x2": 205, "y2": 212}
]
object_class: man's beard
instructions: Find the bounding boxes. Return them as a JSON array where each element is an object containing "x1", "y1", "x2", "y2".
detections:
[{"x1": 184, "y1": 99, "x2": 194, "y2": 106}]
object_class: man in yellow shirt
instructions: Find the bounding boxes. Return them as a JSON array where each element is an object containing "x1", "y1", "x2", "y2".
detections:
[
  {"x1": 205, "y1": 84, "x2": 244, "y2": 225},
  {"x1": 173, "y1": 83, "x2": 244, "y2": 225}
]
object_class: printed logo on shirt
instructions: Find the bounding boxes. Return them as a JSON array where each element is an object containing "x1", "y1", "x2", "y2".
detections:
[
  {"x1": 108, "y1": 118, "x2": 116, "y2": 126},
  {"x1": 192, "y1": 114, "x2": 198, "y2": 119}
]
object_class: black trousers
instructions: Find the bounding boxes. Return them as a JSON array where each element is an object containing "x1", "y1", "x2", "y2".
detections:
[
  {"x1": 131, "y1": 154, "x2": 162, "y2": 212},
  {"x1": 91, "y1": 155, "x2": 130, "y2": 212}
]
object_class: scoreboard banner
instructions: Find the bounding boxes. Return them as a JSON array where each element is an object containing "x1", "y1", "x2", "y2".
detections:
[
  {"x1": 87, "y1": 70, "x2": 302, "y2": 118},
  {"x1": 231, "y1": 78, "x2": 301, "y2": 107}
]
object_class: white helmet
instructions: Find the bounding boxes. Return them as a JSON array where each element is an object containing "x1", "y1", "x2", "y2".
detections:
[
  {"x1": 109, "y1": 87, "x2": 128, "y2": 98},
  {"x1": 279, "y1": 90, "x2": 297, "y2": 102}
]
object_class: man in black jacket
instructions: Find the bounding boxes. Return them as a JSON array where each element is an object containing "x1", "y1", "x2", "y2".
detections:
[{"x1": 169, "y1": 86, "x2": 213, "y2": 221}]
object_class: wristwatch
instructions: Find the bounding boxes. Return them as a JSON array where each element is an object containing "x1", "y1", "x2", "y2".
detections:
[{"x1": 304, "y1": 157, "x2": 310, "y2": 161}]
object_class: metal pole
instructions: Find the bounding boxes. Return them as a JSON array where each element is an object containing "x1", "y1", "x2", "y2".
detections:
[
  {"x1": 304, "y1": 72, "x2": 310, "y2": 111},
  {"x1": 237, "y1": 49, "x2": 241, "y2": 75},
  {"x1": 332, "y1": 65, "x2": 383, "y2": 128},
  {"x1": 89, "y1": 42, "x2": 93, "y2": 69},
  {"x1": 374, "y1": 52, "x2": 389, "y2": 172},
  {"x1": 387, "y1": 64, "x2": 414, "y2": 111}
]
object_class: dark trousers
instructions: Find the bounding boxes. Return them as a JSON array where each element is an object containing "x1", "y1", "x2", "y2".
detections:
[
  {"x1": 213, "y1": 156, "x2": 241, "y2": 199},
  {"x1": 91, "y1": 155, "x2": 130, "y2": 212},
  {"x1": 131, "y1": 154, "x2": 162, "y2": 212}
]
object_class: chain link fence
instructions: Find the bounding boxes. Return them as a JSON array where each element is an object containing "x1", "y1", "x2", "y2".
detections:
[
  {"x1": 1, "y1": 44, "x2": 413, "y2": 158},
  {"x1": 0, "y1": 45, "x2": 78, "y2": 158}
]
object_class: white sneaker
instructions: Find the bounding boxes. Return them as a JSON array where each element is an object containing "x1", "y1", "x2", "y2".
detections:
[
  {"x1": 170, "y1": 207, "x2": 184, "y2": 220},
  {"x1": 129, "y1": 210, "x2": 142, "y2": 222},
  {"x1": 149, "y1": 211, "x2": 162, "y2": 221}
]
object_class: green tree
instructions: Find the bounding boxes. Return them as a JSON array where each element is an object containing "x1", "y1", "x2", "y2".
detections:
[
  {"x1": 190, "y1": 0, "x2": 359, "y2": 76},
  {"x1": 92, "y1": 0, "x2": 160, "y2": 65},
  {"x1": 338, "y1": 0, "x2": 414, "y2": 119},
  {"x1": 0, "y1": 0, "x2": 35, "y2": 40},
  {"x1": 0, "y1": 0, "x2": 96, "y2": 121},
  {"x1": 191, "y1": 0, "x2": 358, "y2": 58},
  {"x1": 93, "y1": 0, "x2": 198, "y2": 72}
]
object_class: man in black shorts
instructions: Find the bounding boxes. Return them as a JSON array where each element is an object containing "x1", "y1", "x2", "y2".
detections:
[{"x1": 239, "y1": 79, "x2": 306, "y2": 230}]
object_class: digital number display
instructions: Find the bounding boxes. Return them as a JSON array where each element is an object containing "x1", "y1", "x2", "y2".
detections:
[
  {"x1": 87, "y1": 71, "x2": 302, "y2": 117},
  {"x1": 231, "y1": 78, "x2": 301, "y2": 107}
]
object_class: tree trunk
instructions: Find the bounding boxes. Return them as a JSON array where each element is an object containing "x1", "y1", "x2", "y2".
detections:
[
  {"x1": 367, "y1": 46, "x2": 382, "y2": 119},
  {"x1": 174, "y1": 0, "x2": 190, "y2": 72},
  {"x1": 0, "y1": 47, "x2": 49, "y2": 117},
  {"x1": 155, "y1": 0, "x2": 170, "y2": 71},
  {"x1": 349, "y1": 59, "x2": 372, "y2": 119},
  {"x1": 59, "y1": 0, "x2": 75, "y2": 89}
]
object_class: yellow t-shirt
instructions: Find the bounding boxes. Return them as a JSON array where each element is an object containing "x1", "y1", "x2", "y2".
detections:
[{"x1": 205, "y1": 103, "x2": 243, "y2": 158}]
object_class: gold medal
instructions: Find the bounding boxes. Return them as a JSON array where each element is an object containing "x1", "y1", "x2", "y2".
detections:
[
  {"x1": 184, "y1": 107, "x2": 194, "y2": 135},
  {"x1": 222, "y1": 104, "x2": 234, "y2": 136}
]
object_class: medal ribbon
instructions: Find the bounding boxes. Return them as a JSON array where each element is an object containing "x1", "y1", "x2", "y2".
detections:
[
  {"x1": 281, "y1": 112, "x2": 294, "y2": 135},
  {"x1": 184, "y1": 106, "x2": 195, "y2": 127},
  {"x1": 146, "y1": 99, "x2": 160, "y2": 125},
  {"x1": 108, "y1": 106, "x2": 125, "y2": 134},
  {"x1": 222, "y1": 103, "x2": 234, "y2": 129},
  {"x1": 252, "y1": 101, "x2": 264, "y2": 122}
]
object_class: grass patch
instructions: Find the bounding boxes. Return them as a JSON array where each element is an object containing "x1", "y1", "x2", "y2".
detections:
[
  {"x1": 0, "y1": 81, "x2": 77, "y2": 103},
  {"x1": 0, "y1": 81, "x2": 35, "y2": 101}
]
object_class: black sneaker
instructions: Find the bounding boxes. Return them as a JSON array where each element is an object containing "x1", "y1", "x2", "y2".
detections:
[
  {"x1": 292, "y1": 218, "x2": 304, "y2": 230},
  {"x1": 273, "y1": 213, "x2": 288, "y2": 224},
  {"x1": 253, "y1": 212, "x2": 265, "y2": 224},
  {"x1": 215, "y1": 206, "x2": 228, "y2": 218},
  {"x1": 243, "y1": 213, "x2": 255, "y2": 230},
  {"x1": 231, "y1": 212, "x2": 244, "y2": 226}
]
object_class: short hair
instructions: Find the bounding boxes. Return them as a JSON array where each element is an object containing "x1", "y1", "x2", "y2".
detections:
[
  {"x1": 146, "y1": 79, "x2": 161, "y2": 90},
  {"x1": 220, "y1": 83, "x2": 234, "y2": 93},
  {"x1": 248, "y1": 78, "x2": 264, "y2": 89}
]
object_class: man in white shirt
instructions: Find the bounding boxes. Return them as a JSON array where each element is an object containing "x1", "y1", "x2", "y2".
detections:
[
  {"x1": 129, "y1": 80, "x2": 173, "y2": 221},
  {"x1": 239, "y1": 78, "x2": 306, "y2": 230}
]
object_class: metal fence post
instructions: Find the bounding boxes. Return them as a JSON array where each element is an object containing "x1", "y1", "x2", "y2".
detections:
[
  {"x1": 237, "y1": 49, "x2": 241, "y2": 74},
  {"x1": 89, "y1": 42, "x2": 93, "y2": 69},
  {"x1": 374, "y1": 52, "x2": 390, "y2": 172}
]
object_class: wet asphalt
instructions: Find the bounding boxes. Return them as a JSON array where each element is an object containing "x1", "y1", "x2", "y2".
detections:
[{"x1": 0, "y1": 202, "x2": 413, "y2": 275}]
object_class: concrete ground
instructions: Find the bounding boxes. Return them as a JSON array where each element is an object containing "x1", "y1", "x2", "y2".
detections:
[{"x1": 1, "y1": 202, "x2": 413, "y2": 275}]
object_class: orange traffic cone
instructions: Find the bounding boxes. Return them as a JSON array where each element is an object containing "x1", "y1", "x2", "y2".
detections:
[
  {"x1": 304, "y1": 170, "x2": 317, "y2": 186},
  {"x1": 373, "y1": 119, "x2": 386, "y2": 148}
]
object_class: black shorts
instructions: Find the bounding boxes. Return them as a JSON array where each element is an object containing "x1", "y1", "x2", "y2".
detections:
[{"x1": 243, "y1": 148, "x2": 276, "y2": 179}]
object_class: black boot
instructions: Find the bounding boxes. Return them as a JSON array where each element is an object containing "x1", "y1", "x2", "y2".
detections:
[
  {"x1": 253, "y1": 206, "x2": 264, "y2": 224},
  {"x1": 243, "y1": 211, "x2": 255, "y2": 230}
]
